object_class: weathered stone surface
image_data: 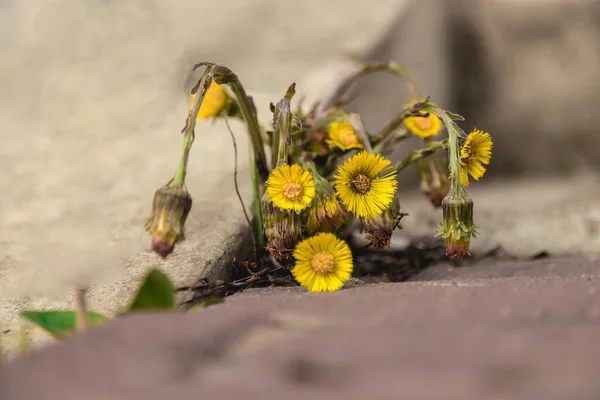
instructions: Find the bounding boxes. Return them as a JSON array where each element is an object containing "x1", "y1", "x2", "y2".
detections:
[
  {"x1": 398, "y1": 173, "x2": 600, "y2": 257},
  {"x1": 0, "y1": 0, "x2": 417, "y2": 356},
  {"x1": 2, "y1": 257, "x2": 600, "y2": 399}
]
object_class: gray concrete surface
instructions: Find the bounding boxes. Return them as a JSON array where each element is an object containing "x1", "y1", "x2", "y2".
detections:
[
  {"x1": 0, "y1": 0, "x2": 415, "y2": 356},
  {"x1": 2, "y1": 256, "x2": 600, "y2": 399}
]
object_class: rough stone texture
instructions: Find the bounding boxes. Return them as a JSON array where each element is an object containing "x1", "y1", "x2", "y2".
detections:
[
  {"x1": 0, "y1": 0, "x2": 416, "y2": 356},
  {"x1": 2, "y1": 257, "x2": 600, "y2": 399},
  {"x1": 398, "y1": 172, "x2": 600, "y2": 257}
]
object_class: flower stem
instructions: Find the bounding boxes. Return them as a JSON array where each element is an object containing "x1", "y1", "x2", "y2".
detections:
[
  {"x1": 175, "y1": 65, "x2": 214, "y2": 186},
  {"x1": 274, "y1": 83, "x2": 296, "y2": 168},
  {"x1": 394, "y1": 140, "x2": 448, "y2": 172},
  {"x1": 321, "y1": 61, "x2": 419, "y2": 113},
  {"x1": 421, "y1": 101, "x2": 467, "y2": 197}
]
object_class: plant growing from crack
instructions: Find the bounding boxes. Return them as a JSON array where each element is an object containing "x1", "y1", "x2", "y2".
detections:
[{"x1": 145, "y1": 60, "x2": 493, "y2": 293}]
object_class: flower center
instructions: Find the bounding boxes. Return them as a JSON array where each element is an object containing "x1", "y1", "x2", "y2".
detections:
[
  {"x1": 415, "y1": 115, "x2": 433, "y2": 131},
  {"x1": 282, "y1": 182, "x2": 303, "y2": 201},
  {"x1": 338, "y1": 127, "x2": 359, "y2": 146},
  {"x1": 311, "y1": 251, "x2": 335, "y2": 274},
  {"x1": 352, "y1": 174, "x2": 371, "y2": 194}
]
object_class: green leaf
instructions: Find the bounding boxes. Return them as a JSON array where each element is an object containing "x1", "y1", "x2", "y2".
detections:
[
  {"x1": 446, "y1": 111, "x2": 465, "y2": 121},
  {"x1": 128, "y1": 268, "x2": 175, "y2": 312},
  {"x1": 189, "y1": 297, "x2": 224, "y2": 311},
  {"x1": 20, "y1": 310, "x2": 109, "y2": 339}
]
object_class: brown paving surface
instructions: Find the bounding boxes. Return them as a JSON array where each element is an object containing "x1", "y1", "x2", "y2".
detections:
[{"x1": 2, "y1": 256, "x2": 600, "y2": 399}]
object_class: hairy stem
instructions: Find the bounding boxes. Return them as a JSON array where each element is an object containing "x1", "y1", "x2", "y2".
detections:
[
  {"x1": 321, "y1": 61, "x2": 419, "y2": 112},
  {"x1": 175, "y1": 66, "x2": 214, "y2": 186}
]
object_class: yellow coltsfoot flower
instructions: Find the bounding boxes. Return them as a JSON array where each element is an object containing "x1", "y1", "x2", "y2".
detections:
[
  {"x1": 404, "y1": 100, "x2": 442, "y2": 138},
  {"x1": 266, "y1": 164, "x2": 316, "y2": 213},
  {"x1": 334, "y1": 151, "x2": 398, "y2": 219},
  {"x1": 326, "y1": 120, "x2": 363, "y2": 151},
  {"x1": 189, "y1": 81, "x2": 228, "y2": 120},
  {"x1": 292, "y1": 233, "x2": 353, "y2": 293},
  {"x1": 459, "y1": 128, "x2": 493, "y2": 186}
]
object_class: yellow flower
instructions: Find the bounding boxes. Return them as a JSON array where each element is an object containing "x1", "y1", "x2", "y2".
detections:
[
  {"x1": 326, "y1": 120, "x2": 363, "y2": 151},
  {"x1": 189, "y1": 81, "x2": 227, "y2": 120},
  {"x1": 266, "y1": 164, "x2": 316, "y2": 212},
  {"x1": 459, "y1": 128, "x2": 493, "y2": 186},
  {"x1": 307, "y1": 196, "x2": 346, "y2": 234},
  {"x1": 404, "y1": 101, "x2": 442, "y2": 138},
  {"x1": 334, "y1": 151, "x2": 398, "y2": 219},
  {"x1": 292, "y1": 232, "x2": 353, "y2": 293}
]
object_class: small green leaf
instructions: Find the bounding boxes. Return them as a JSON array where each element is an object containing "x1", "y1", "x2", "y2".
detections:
[
  {"x1": 20, "y1": 310, "x2": 109, "y2": 339},
  {"x1": 128, "y1": 268, "x2": 175, "y2": 312},
  {"x1": 189, "y1": 298, "x2": 224, "y2": 311},
  {"x1": 446, "y1": 111, "x2": 465, "y2": 121}
]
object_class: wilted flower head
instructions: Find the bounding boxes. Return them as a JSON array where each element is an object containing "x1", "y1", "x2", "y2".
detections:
[
  {"x1": 361, "y1": 194, "x2": 403, "y2": 249},
  {"x1": 261, "y1": 193, "x2": 303, "y2": 260},
  {"x1": 306, "y1": 174, "x2": 347, "y2": 234},
  {"x1": 189, "y1": 81, "x2": 229, "y2": 120},
  {"x1": 292, "y1": 232, "x2": 353, "y2": 292},
  {"x1": 435, "y1": 191, "x2": 477, "y2": 260},
  {"x1": 417, "y1": 149, "x2": 450, "y2": 208},
  {"x1": 459, "y1": 128, "x2": 493, "y2": 186},
  {"x1": 146, "y1": 185, "x2": 192, "y2": 258},
  {"x1": 326, "y1": 120, "x2": 363, "y2": 151}
]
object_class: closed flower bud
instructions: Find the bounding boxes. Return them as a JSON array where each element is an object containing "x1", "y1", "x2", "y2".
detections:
[
  {"x1": 146, "y1": 185, "x2": 192, "y2": 258},
  {"x1": 261, "y1": 193, "x2": 302, "y2": 261},
  {"x1": 435, "y1": 191, "x2": 478, "y2": 260},
  {"x1": 417, "y1": 149, "x2": 450, "y2": 208},
  {"x1": 361, "y1": 194, "x2": 403, "y2": 250},
  {"x1": 306, "y1": 173, "x2": 347, "y2": 234}
]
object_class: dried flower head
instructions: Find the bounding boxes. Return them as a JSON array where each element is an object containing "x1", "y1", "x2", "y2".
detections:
[
  {"x1": 334, "y1": 151, "x2": 398, "y2": 219},
  {"x1": 404, "y1": 101, "x2": 443, "y2": 138},
  {"x1": 146, "y1": 185, "x2": 192, "y2": 258},
  {"x1": 262, "y1": 194, "x2": 302, "y2": 260},
  {"x1": 292, "y1": 233, "x2": 353, "y2": 292},
  {"x1": 361, "y1": 194, "x2": 403, "y2": 250},
  {"x1": 435, "y1": 191, "x2": 477, "y2": 260},
  {"x1": 189, "y1": 81, "x2": 228, "y2": 120},
  {"x1": 326, "y1": 120, "x2": 363, "y2": 151},
  {"x1": 459, "y1": 128, "x2": 493, "y2": 186},
  {"x1": 267, "y1": 164, "x2": 316, "y2": 213}
]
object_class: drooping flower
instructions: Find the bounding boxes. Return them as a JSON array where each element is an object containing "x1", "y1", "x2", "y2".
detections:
[
  {"x1": 458, "y1": 128, "x2": 493, "y2": 186},
  {"x1": 189, "y1": 81, "x2": 228, "y2": 120},
  {"x1": 326, "y1": 120, "x2": 363, "y2": 151},
  {"x1": 261, "y1": 193, "x2": 302, "y2": 261},
  {"x1": 292, "y1": 232, "x2": 353, "y2": 293},
  {"x1": 334, "y1": 151, "x2": 398, "y2": 219},
  {"x1": 404, "y1": 101, "x2": 442, "y2": 138},
  {"x1": 266, "y1": 164, "x2": 315, "y2": 213},
  {"x1": 435, "y1": 191, "x2": 477, "y2": 260},
  {"x1": 361, "y1": 194, "x2": 403, "y2": 250},
  {"x1": 145, "y1": 185, "x2": 192, "y2": 258}
]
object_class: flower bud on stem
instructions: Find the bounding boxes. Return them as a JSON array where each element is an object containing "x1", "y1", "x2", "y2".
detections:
[{"x1": 421, "y1": 102, "x2": 477, "y2": 260}]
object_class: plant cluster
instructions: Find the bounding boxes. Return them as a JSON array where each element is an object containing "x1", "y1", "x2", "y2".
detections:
[{"x1": 145, "y1": 61, "x2": 493, "y2": 293}]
